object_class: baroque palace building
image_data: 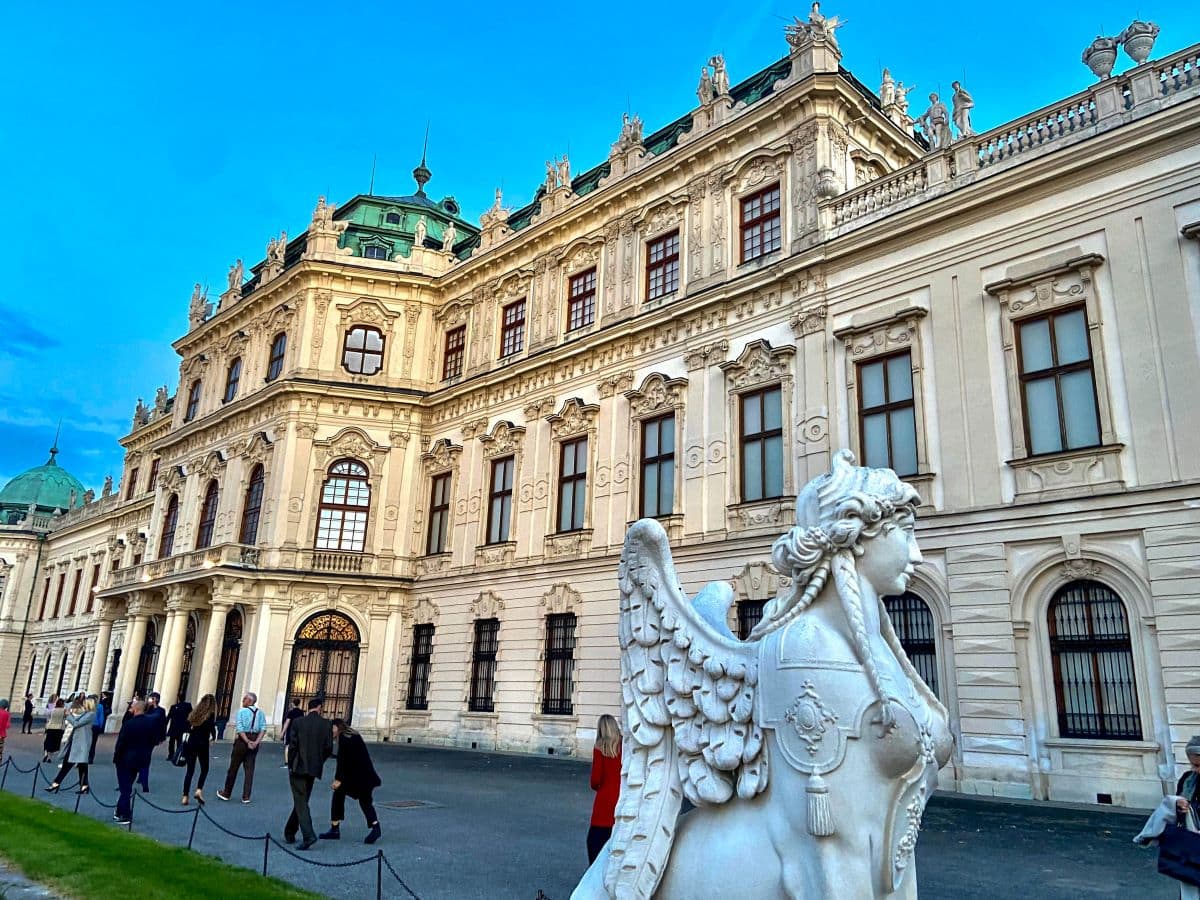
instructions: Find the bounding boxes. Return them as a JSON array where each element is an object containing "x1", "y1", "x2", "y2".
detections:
[{"x1": 2, "y1": 14, "x2": 1199, "y2": 809}]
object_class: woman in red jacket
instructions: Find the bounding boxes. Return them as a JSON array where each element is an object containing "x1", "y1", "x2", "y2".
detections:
[{"x1": 587, "y1": 714, "x2": 622, "y2": 863}]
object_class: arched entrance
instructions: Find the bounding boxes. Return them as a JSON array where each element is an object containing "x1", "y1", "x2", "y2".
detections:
[
  {"x1": 286, "y1": 611, "x2": 361, "y2": 722},
  {"x1": 214, "y1": 609, "x2": 244, "y2": 723},
  {"x1": 176, "y1": 616, "x2": 198, "y2": 702},
  {"x1": 134, "y1": 620, "x2": 159, "y2": 698}
]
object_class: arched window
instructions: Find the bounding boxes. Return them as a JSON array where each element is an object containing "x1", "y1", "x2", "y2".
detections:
[
  {"x1": 196, "y1": 481, "x2": 219, "y2": 549},
  {"x1": 884, "y1": 592, "x2": 940, "y2": 699},
  {"x1": 1048, "y1": 580, "x2": 1142, "y2": 740},
  {"x1": 159, "y1": 494, "x2": 180, "y2": 557},
  {"x1": 184, "y1": 379, "x2": 202, "y2": 422},
  {"x1": 177, "y1": 616, "x2": 197, "y2": 701},
  {"x1": 223, "y1": 357, "x2": 242, "y2": 403},
  {"x1": 239, "y1": 465, "x2": 265, "y2": 545},
  {"x1": 40, "y1": 654, "x2": 51, "y2": 696},
  {"x1": 266, "y1": 332, "x2": 287, "y2": 381},
  {"x1": 56, "y1": 649, "x2": 69, "y2": 696},
  {"x1": 286, "y1": 611, "x2": 361, "y2": 722},
  {"x1": 134, "y1": 620, "x2": 159, "y2": 698},
  {"x1": 214, "y1": 609, "x2": 243, "y2": 722},
  {"x1": 315, "y1": 460, "x2": 370, "y2": 552}
]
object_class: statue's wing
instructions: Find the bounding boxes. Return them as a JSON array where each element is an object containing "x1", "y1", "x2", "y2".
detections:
[{"x1": 604, "y1": 519, "x2": 763, "y2": 900}]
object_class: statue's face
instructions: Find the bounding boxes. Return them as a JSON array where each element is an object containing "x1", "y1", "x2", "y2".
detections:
[{"x1": 857, "y1": 511, "x2": 921, "y2": 597}]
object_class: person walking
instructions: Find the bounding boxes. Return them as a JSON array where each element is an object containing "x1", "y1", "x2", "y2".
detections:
[
  {"x1": 181, "y1": 693, "x2": 217, "y2": 806},
  {"x1": 88, "y1": 693, "x2": 106, "y2": 764},
  {"x1": 47, "y1": 697, "x2": 97, "y2": 794},
  {"x1": 165, "y1": 695, "x2": 193, "y2": 760},
  {"x1": 138, "y1": 692, "x2": 167, "y2": 792},
  {"x1": 217, "y1": 692, "x2": 266, "y2": 803},
  {"x1": 0, "y1": 699, "x2": 10, "y2": 764},
  {"x1": 41, "y1": 698, "x2": 66, "y2": 763},
  {"x1": 320, "y1": 719, "x2": 383, "y2": 844},
  {"x1": 586, "y1": 714, "x2": 623, "y2": 864},
  {"x1": 278, "y1": 699, "x2": 303, "y2": 768},
  {"x1": 283, "y1": 698, "x2": 333, "y2": 851},
  {"x1": 112, "y1": 699, "x2": 157, "y2": 825},
  {"x1": 22, "y1": 693, "x2": 34, "y2": 734}
]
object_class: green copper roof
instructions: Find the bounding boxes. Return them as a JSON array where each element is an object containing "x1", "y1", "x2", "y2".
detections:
[{"x1": 0, "y1": 447, "x2": 86, "y2": 513}]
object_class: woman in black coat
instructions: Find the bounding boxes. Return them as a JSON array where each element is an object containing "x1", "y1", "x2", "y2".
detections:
[
  {"x1": 180, "y1": 694, "x2": 217, "y2": 806},
  {"x1": 319, "y1": 719, "x2": 383, "y2": 844}
]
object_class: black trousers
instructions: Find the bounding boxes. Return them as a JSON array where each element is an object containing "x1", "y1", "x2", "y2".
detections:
[
  {"x1": 183, "y1": 746, "x2": 210, "y2": 795},
  {"x1": 22, "y1": 715, "x2": 34, "y2": 734},
  {"x1": 88, "y1": 727, "x2": 102, "y2": 764},
  {"x1": 284, "y1": 774, "x2": 316, "y2": 843},
  {"x1": 587, "y1": 825, "x2": 612, "y2": 864},
  {"x1": 331, "y1": 787, "x2": 378, "y2": 825},
  {"x1": 53, "y1": 761, "x2": 88, "y2": 788}
]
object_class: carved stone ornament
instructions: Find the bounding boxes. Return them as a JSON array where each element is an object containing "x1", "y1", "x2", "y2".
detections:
[
  {"x1": 1059, "y1": 559, "x2": 1102, "y2": 582},
  {"x1": 540, "y1": 583, "x2": 582, "y2": 615},
  {"x1": 193, "y1": 450, "x2": 227, "y2": 480},
  {"x1": 573, "y1": 450, "x2": 952, "y2": 900},
  {"x1": 471, "y1": 590, "x2": 505, "y2": 619},
  {"x1": 421, "y1": 438, "x2": 463, "y2": 475},
  {"x1": 790, "y1": 304, "x2": 828, "y2": 337},
  {"x1": 546, "y1": 398, "x2": 600, "y2": 439},
  {"x1": 735, "y1": 154, "x2": 784, "y2": 195},
  {"x1": 479, "y1": 421, "x2": 526, "y2": 460},
  {"x1": 640, "y1": 201, "x2": 683, "y2": 237},
  {"x1": 564, "y1": 240, "x2": 602, "y2": 275},
  {"x1": 313, "y1": 427, "x2": 388, "y2": 467},
  {"x1": 719, "y1": 339, "x2": 797, "y2": 390},
  {"x1": 597, "y1": 371, "x2": 635, "y2": 400},
  {"x1": 405, "y1": 595, "x2": 440, "y2": 625},
  {"x1": 435, "y1": 298, "x2": 473, "y2": 327},
  {"x1": 839, "y1": 310, "x2": 925, "y2": 360},
  {"x1": 624, "y1": 373, "x2": 688, "y2": 419},
  {"x1": 684, "y1": 340, "x2": 729, "y2": 372}
]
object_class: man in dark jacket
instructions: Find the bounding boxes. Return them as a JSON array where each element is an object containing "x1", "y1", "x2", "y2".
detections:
[
  {"x1": 139, "y1": 692, "x2": 167, "y2": 791},
  {"x1": 21, "y1": 694, "x2": 34, "y2": 734},
  {"x1": 165, "y1": 696, "x2": 193, "y2": 760},
  {"x1": 284, "y1": 698, "x2": 333, "y2": 850},
  {"x1": 113, "y1": 700, "x2": 158, "y2": 824}
]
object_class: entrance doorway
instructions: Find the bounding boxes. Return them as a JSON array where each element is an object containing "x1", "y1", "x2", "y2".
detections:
[{"x1": 285, "y1": 611, "x2": 361, "y2": 722}]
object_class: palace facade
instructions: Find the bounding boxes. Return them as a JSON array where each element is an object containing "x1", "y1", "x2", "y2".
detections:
[{"x1": 2, "y1": 19, "x2": 1199, "y2": 809}]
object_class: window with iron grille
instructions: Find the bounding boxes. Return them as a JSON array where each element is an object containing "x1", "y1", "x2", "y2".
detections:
[
  {"x1": 640, "y1": 413, "x2": 675, "y2": 518},
  {"x1": 406, "y1": 623, "x2": 435, "y2": 710},
  {"x1": 240, "y1": 464, "x2": 265, "y2": 545},
  {"x1": 645, "y1": 230, "x2": 680, "y2": 300},
  {"x1": 500, "y1": 300, "x2": 526, "y2": 358},
  {"x1": 858, "y1": 351, "x2": 918, "y2": 477},
  {"x1": 740, "y1": 386, "x2": 784, "y2": 502},
  {"x1": 556, "y1": 436, "x2": 588, "y2": 533},
  {"x1": 1048, "y1": 579, "x2": 1141, "y2": 740},
  {"x1": 342, "y1": 325, "x2": 385, "y2": 375},
  {"x1": 740, "y1": 184, "x2": 781, "y2": 263},
  {"x1": 442, "y1": 326, "x2": 466, "y2": 380},
  {"x1": 1015, "y1": 306, "x2": 1101, "y2": 456},
  {"x1": 184, "y1": 379, "x2": 202, "y2": 422},
  {"x1": 160, "y1": 494, "x2": 180, "y2": 557},
  {"x1": 145, "y1": 458, "x2": 160, "y2": 493},
  {"x1": 883, "y1": 592, "x2": 939, "y2": 698},
  {"x1": 85, "y1": 563, "x2": 100, "y2": 613},
  {"x1": 125, "y1": 467, "x2": 139, "y2": 500},
  {"x1": 315, "y1": 460, "x2": 370, "y2": 552},
  {"x1": 486, "y1": 456, "x2": 514, "y2": 544},
  {"x1": 426, "y1": 472, "x2": 452, "y2": 555},
  {"x1": 223, "y1": 357, "x2": 242, "y2": 403},
  {"x1": 542, "y1": 613, "x2": 577, "y2": 715},
  {"x1": 468, "y1": 618, "x2": 500, "y2": 712},
  {"x1": 267, "y1": 332, "x2": 287, "y2": 381},
  {"x1": 737, "y1": 600, "x2": 766, "y2": 640},
  {"x1": 196, "y1": 480, "x2": 220, "y2": 549},
  {"x1": 567, "y1": 268, "x2": 597, "y2": 331}
]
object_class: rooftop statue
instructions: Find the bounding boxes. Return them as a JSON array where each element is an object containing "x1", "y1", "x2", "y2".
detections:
[
  {"x1": 312, "y1": 195, "x2": 335, "y2": 228},
  {"x1": 414, "y1": 215, "x2": 428, "y2": 248},
  {"x1": 697, "y1": 66, "x2": 716, "y2": 106},
  {"x1": 917, "y1": 93, "x2": 952, "y2": 149},
  {"x1": 187, "y1": 282, "x2": 213, "y2": 329},
  {"x1": 441, "y1": 221, "x2": 457, "y2": 252},
  {"x1": 612, "y1": 113, "x2": 646, "y2": 155},
  {"x1": 227, "y1": 259, "x2": 244, "y2": 294},
  {"x1": 786, "y1": 2, "x2": 844, "y2": 51},
  {"x1": 709, "y1": 55, "x2": 730, "y2": 97},
  {"x1": 951, "y1": 81, "x2": 975, "y2": 138},
  {"x1": 572, "y1": 450, "x2": 951, "y2": 900}
]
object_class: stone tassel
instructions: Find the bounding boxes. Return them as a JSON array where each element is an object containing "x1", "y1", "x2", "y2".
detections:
[{"x1": 807, "y1": 773, "x2": 835, "y2": 836}]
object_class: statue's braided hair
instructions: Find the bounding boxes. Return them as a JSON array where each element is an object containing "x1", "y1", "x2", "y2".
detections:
[{"x1": 833, "y1": 548, "x2": 895, "y2": 732}]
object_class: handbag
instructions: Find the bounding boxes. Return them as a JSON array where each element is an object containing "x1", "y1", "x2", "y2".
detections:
[
  {"x1": 1159, "y1": 822, "x2": 1200, "y2": 886},
  {"x1": 170, "y1": 732, "x2": 190, "y2": 768}
]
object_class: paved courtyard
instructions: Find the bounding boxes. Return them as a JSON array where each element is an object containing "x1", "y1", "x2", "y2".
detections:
[{"x1": 0, "y1": 732, "x2": 1174, "y2": 899}]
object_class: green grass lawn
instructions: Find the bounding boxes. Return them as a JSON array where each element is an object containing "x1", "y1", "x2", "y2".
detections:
[{"x1": 0, "y1": 791, "x2": 323, "y2": 899}]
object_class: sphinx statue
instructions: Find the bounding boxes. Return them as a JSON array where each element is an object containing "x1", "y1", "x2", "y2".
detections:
[{"x1": 573, "y1": 450, "x2": 951, "y2": 899}]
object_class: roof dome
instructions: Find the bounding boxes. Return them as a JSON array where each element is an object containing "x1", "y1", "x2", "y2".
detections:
[{"x1": 0, "y1": 447, "x2": 87, "y2": 514}]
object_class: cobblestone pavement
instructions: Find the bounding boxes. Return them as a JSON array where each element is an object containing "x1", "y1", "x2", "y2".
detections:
[{"x1": 0, "y1": 733, "x2": 1174, "y2": 899}]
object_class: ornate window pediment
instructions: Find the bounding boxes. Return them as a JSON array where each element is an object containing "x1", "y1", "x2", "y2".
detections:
[
  {"x1": 719, "y1": 339, "x2": 796, "y2": 390},
  {"x1": 729, "y1": 146, "x2": 790, "y2": 195},
  {"x1": 404, "y1": 595, "x2": 440, "y2": 625},
  {"x1": 478, "y1": 420, "x2": 526, "y2": 460},
  {"x1": 545, "y1": 398, "x2": 600, "y2": 439},
  {"x1": 562, "y1": 238, "x2": 603, "y2": 275},
  {"x1": 421, "y1": 437, "x2": 463, "y2": 474},
  {"x1": 435, "y1": 297, "x2": 473, "y2": 327},
  {"x1": 313, "y1": 427, "x2": 388, "y2": 467},
  {"x1": 337, "y1": 297, "x2": 400, "y2": 330},
  {"x1": 471, "y1": 589, "x2": 505, "y2": 619},
  {"x1": 233, "y1": 430, "x2": 274, "y2": 465},
  {"x1": 834, "y1": 305, "x2": 927, "y2": 361},
  {"x1": 637, "y1": 197, "x2": 687, "y2": 238},
  {"x1": 496, "y1": 271, "x2": 533, "y2": 304},
  {"x1": 193, "y1": 450, "x2": 227, "y2": 480},
  {"x1": 624, "y1": 373, "x2": 688, "y2": 419},
  {"x1": 540, "y1": 583, "x2": 582, "y2": 615}
]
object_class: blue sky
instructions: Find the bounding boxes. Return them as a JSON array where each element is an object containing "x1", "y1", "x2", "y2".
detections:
[{"x1": 0, "y1": 1, "x2": 1193, "y2": 491}]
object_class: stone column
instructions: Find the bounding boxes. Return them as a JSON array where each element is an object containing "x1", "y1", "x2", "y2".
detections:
[
  {"x1": 87, "y1": 615, "x2": 116, "y2": 695},
  {"x1": 157, "y1": 598, "x2": 192, "y2": 703},
  {"x1": 247, "y1": 598, "x2": 292, "y2": 733},
  {"x1": 116, "y1": 613, "x2": 149, "y2": 708},
  {"x1": 195, "y1": 601, "x2": 232, "y2": 700},
  {"x1": 374, "y1": 601, "x2": 403, "y2": 736}
]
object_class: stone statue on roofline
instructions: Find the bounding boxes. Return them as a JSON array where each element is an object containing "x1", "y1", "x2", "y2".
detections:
[
  {"x1": 226, "y1": 259, "x2": 244, "y2": 295},
  {"x1": 917, "y1": 93, "x2": 952, "y2": 149},
  {"x1": 153, "y1": 385, "x2": 169, "y2": 414},
  {"x1": 187, "y1": 282, "x2": 213, "y2": 329},
  {"x1": 441, "y1": 221, "x2": 457, "y2": 252},
  {"x1": 414, "y1": 215, "x2": 428, "y2": 248},
  {"x1": 951, "y1": 81, "x2": 975, "y2": 138},
  {"x1": 611, "y1": 113, "x2": 645, "y2": 156},
  {"x1": 710, "y1": 55, "x2": 730, "y2": 97},
  {"x1": 102, "y1": 475, "x2": 113, "y2": 498},
  {"x1": 697, "y1": 66, "x2": 715, "y2": 106},
  {"x1": 571, "y1": 449, "x2": 952, "y2": 900},
  {"x1": 786, "y1": 2, "x2": 844, "y2": 52}
]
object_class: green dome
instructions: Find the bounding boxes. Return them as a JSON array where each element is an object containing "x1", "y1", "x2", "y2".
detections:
[{"x1": 0, "y1": 448, "x2": 87, "y2": 513}]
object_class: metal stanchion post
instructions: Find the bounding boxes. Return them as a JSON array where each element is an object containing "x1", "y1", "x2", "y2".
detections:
[
  {"x1": 30, "y1": 766, "x2": 37, "y2": 798},
  {"x1": 377, "y1": 851, "x2": 383, "y2": 900},
  {"x1": 262, "y1": 834, "x2": 269, "y2": 876},
  {"x1": 188, "y1": 808, "x2": 200, "y2": 849}
]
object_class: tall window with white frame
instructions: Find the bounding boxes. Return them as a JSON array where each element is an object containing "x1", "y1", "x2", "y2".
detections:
[
  {"x1": 858, "y1": 351, "x2": 918, "y2": 477},
  {"x1": 223, "y1": 357, "x2": 242, "y2": 403},
  {"x1": 556, "y1": 437, "x2": 588, "y2": 533},
  {"x1": 468, "y1": 618, "x2": 500, "y2": 712},
  {"x1": 739, "y1": 386, "x2": 784, "y2": 502},
  {"x1": 239, "y1": 464, "x2": 265, "y2": 545},
  {"x1": 500, "y1": 300, "x2": 526, "y2": 358},
  {"x1": 567, "y1": 268, "x2": 596, "y2": 331},
  {"x1": 159, "y1": 494, "x2": 179, "y2": 557},
  {"x1": 184, "y1": 379, "x2": 202, "y2": 422},
  {"x1": 342, "y1": 325, "x2": 384, "y2": 376},
  {"x1": 541, "y1": 612, "x2": 577, "y2": 715},
  {"x1": 640, "y1": 413, "x2": 675, "y2": 518},
  {"x1": 486, "y1": 457, "x2": 514, "y2": 544},
  {"x1": 314, "y1": 460, "x2": 371, "y2": 553},
  {"x1": 266, "y1": 332, "x2": 287, "y2": 381},
  {"x1": 442, "y1": 326, "x2": 466, "y2": 380},
  {"x1": 739, "y1": 184, "x2": 781, "y2": 263},
  {"x1": 645, "y1": 231, "x2": 680, "y2": 301},
  {"x1": 195, "y1": 480, "x2": 219, "y2": 549},
  {"x1": 426, "y1": 472, "x2": 452, "y2": 555},
  {"x1": 1016, "y1": 307, "x2": 1101, "y2": 456},
  {"x1": 405, "y1": 623, "x2": 435, "y2": 711}
]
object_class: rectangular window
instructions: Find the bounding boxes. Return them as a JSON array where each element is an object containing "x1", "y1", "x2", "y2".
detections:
[
  {"x1": 740, "y1": 184, "x2": 781, "y2": 263},
  {"x1": 640, "y1": 413, "x2": 676, "y2": 518},
  {"x1": 567, "y1": 268, "x2": 597, "y2": 331},
  {"x1": 542, "y1": 613, "x2": 577, "y2": 715},
  {"x1": 442, "y1": 325, "x2": 466, "y2": 380},
  {"x1": 145, "y1": 459, "x2": 160, "y2": 493},
  {"x1": 52, "y1": 573, "x2": 66, "y2": 619},
  {"x1": 486, "y1": 456, "x2": 514, "y2": 545},
  {"x1": 342, "y1": 326, "x2": 384, "y2": 375},
  {"x1": 1016, "y1": 307, "x2": 1101, "y2": 456},
  {"x1": 125, "y1": 468, "x2": 139, "y2": 500},
  {"x1": 740, "y1": 386, "x2": 784, "y2": 502},
  {"x1": 405, "y1": 623, "x2": 435, "y2": 711},
  {"x1": 737, "y1": 600, "x2": 766, "y2": 640},
  {"x1": 857, "y1": 351, "x2": 918, "y2": 477},
  {"x1": 500, "y1": 300, "x2": 526, "y2": 358},
  {"x1": 426, "y1": 472, "x2": 452, "y2": 555},
  {"x1": 85, "y1": 563, "x2": 101, "y2": 613},
  {"x1": 38, "y1": 577, "x2": 50, "y2": 620},
  {"x1": 66, "y1": 568, "x2": 82, "y2": 617},
  {"x1": 556, "y1": 437, "x2": 588, "y2": 533},
  {"x1": 646, "y1": 231, "x2": 680, "y2": 301},
  {"x1": 468, "y1": 618, "x2": 500, "y2": 712}
]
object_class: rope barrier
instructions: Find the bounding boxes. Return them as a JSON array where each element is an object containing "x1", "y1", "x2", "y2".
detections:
[
  {"x1": 381, "y1": 850, "x2": 423, "y2": 900},
  {"x1": 266, "y1": 834, "x2": 380, "y2": 869},
  {"x1": 196, "y1": 802, "x2": 270, "y2": 841}
]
